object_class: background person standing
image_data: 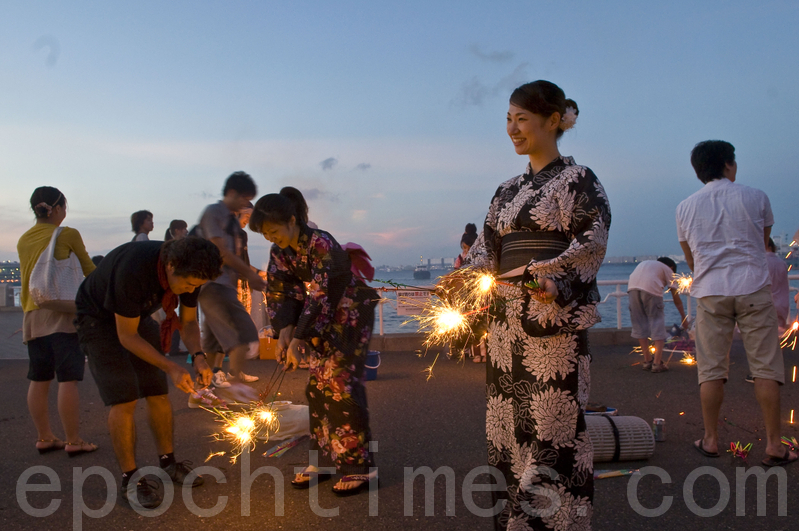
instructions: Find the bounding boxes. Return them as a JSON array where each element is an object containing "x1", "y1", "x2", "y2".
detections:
[{"x1": 677, "y1": 140, "x2": 797, "y2": 467}]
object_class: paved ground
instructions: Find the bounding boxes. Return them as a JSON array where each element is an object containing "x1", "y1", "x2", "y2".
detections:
[{"x1": 0, "y1": 330, "x2": 797, "y2": 530}]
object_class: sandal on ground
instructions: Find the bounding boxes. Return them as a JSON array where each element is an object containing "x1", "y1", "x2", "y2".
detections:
[
  {"x1": 641, "y1": 361, "x2": 653, "y2": 371},
  {"x1": 65, "y1": 441, "x2": 98, "y2": 458},
  {"x1": 762, "y1": 447, "x2": 799, "y2": 467},
  {"x1": 472, "y1": 355, "x2": 486, "y2": 363},
  {"x1": 693, "y1": 439, "x2": 719, "y2": 458},
  {"x1": 290, "y1": 467, "x2": 333, "y2": 489},
  {"x1": 332, "y1": 473, "x2": 379, "y2": 497},
  {"x1": 36, "y1": 439, "x2": 66, "y2": 454}
]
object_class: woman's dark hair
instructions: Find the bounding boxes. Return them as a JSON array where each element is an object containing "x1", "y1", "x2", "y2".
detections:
[
  {"x1": 164, "y1": 219, "x2": 188, "y2": 241},
  {"x1": 279, "y1": 186, "x2": 310, "y2": 224},
  {"x1": 690, "y1": 140, "x2": 735, "y2": 184},
  {"x1": 91, "y1": 255, "x2": 104, "y2": 266},
  {"x1": 509, "y1": 80, "x2": 578, "y2": 139},
  {"x1": 461, "y1": 223, "x2": 478, "y2": 247},
  {"x1": 30, "y1": 186, "x2": 67, "y2": 219},
  {"x1": 223, "y1": 171, "x2": 257, "y2": 197},
  {"x1": 656, "y1": 256, "x2": 677, "y2": 273},
  {"x1": 249, "y1": 194, "x2": 299, "y2": 232},
  {"x1": 160, "y1": 236, "x2": 222, "y2": 280},
  {"x1": 131, "y1": 210, "x2": 153, "y2": 233}
]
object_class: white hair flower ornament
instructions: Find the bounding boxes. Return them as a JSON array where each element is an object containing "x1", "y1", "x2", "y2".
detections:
[{"x1": 559, "y1": 107, "x2": 577, "y2": 131}]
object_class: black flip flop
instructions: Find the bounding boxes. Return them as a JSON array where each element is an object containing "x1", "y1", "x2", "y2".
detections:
[
  {"x1": 290, "y1": 472, "x2": 332, "y2": 489},
  {"x1": 694, "y1": 439, "x2": 720, "y2": 458},
  {"x1": 762, "y1": 448, "x2": 799, "y2": 467}
]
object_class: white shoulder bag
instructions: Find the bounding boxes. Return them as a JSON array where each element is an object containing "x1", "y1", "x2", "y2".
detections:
[{"x1": 28, "y1": 226, "x2": 85, "y2": 313}]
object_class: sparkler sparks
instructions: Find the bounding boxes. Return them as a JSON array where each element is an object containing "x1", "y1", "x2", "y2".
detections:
[
  {"x1": 206, "y1": 402, "x2": 282, "y2": 463},
  {"x1": 780, "y1": 319, "x2": 799, "y2": 350},
  {"x1": 673, "y1": 273, "x2": 693, "y2": 294},
  {"x1": 680, "y1": 353, "x2": 696, "y2": 365}
]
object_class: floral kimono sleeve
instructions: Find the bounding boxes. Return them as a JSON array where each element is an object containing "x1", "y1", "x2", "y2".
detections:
[
  {"x1": 266, "y1": 244, "x2": 305, "y2": 333},
  {"x1": 294, "y1": 232, "x2": 351, "y2": 341},
  {"x1": 521, "y1": 166, "x2": 611, "y2": 336}
]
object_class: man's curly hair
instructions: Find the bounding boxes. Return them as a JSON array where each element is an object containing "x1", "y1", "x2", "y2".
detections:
[{"x1": 160, "y1": 236, "x2": 222, "y2": 280}]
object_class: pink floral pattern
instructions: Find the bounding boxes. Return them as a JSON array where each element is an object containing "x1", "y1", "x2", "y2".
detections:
[{"x1": 267, "y1": 226, "x2": 378, "y2": 473}]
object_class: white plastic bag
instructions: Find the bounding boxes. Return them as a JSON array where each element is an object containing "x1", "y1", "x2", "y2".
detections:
[
  {"x1": 258, "y1": 401, "x2": 310, "y2": 441},
  {"x1": 28, "y1": 227, "x2": 84, "y2": 312}
]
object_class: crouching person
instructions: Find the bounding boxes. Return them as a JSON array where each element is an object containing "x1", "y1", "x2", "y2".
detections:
[{"x1": 75, "y1": 237, "x2": 222, "y2": 509}]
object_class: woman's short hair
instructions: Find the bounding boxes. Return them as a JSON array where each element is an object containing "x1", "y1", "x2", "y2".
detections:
[
  {"x1": 510, "y1": 80, "x2": 578, "y2": 139},
  {"x1": 160, "y1": 236, "x2": 222, "y2": 280},
  {"x1": 249, "y1": 194, "x2": 299, "y2": 232},
  {"x1": 279, "y1": 186, "x2": 310, "y2": 224},
  {"x1": 131, "y1": 210, "x2": 153, "y2": 233},
  {"x1": 30, "y1": 186, "x2": 66, "y2": 219},
  {"x1": 164, "y1": 219, "x2": 188, "y2": 241},
  {"x1": 690, "y1": 140, "x2": 735, "y2": 184}
]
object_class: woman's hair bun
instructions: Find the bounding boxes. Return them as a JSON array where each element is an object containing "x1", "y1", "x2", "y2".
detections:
[
  {"x1": 564, "y1": 98, "x2": 579, "y2": 115},
  {"x1": 464, "y1": 223, "x2": 477, "y2": 235}
]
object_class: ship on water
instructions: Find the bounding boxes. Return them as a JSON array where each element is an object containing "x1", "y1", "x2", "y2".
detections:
[{"x1": 413, "y1": 256, "x2": 431, "y2": 280}]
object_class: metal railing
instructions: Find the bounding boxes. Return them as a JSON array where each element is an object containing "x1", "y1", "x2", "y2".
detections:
[
  {"x1": 597, "y1": 275, "x2": 799, "y2": 330},
  {"x1": 376, "y1": 275, "x2": 799, "y2": 334}
]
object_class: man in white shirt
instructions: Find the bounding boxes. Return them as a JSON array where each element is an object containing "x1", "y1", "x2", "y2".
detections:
[
  {"x1": 627, "y1": 257, "x2": 686, "y2": 373},
  {"x1": 676, "y1": 140, "x2": 796, "y2": 467}
]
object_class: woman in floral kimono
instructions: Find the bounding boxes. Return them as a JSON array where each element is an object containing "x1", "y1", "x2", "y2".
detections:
[
  {"x1": 249, "y1": 193, "x2": 378, "y2": 496},
  {"x1": 472, "y1": 80, "x2": 611, "y2": 530}
]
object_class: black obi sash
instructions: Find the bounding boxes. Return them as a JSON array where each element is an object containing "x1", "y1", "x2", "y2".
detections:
[{"x1": 498, "y1": 231, "x2": 570, "y2": 276}]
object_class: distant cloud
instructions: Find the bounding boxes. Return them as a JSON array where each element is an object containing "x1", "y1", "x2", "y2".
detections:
[
  {"x1": 351, "y1": 210, "x2": 367, "y2": 221},
  {"x1": 32, "y1": 35, "x2": 60, "y2": 67},
  {"x1": 190, "y1": 190, "x2": 217, "y2": 200},
  {"x1": 454, "y1": 63, "x2": 529, "y2": 107},
  {"x1": 468, "y1": 44, "x2": 513, "y2": 63},
  {"x1": 303, "y1": 187, "x2": 340, "y2": 203},
  {"x1": 320, "y1": 157, "x2": 338, "y2": 170},
  {"x1": 355, "y1": 163, "x2": 371, "y2": 171}
]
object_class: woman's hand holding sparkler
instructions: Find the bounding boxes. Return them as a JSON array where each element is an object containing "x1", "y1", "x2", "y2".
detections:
[
  {"x1": 529, "y1": 277, "x2": 558, "y2": 304},
  {"x1": 283, "y1": 339, "x2": 305, "y2": 371}
]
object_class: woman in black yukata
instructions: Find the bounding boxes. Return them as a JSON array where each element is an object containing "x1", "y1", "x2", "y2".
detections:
[
  {"x1": 466, "y1": 80, "x2": 611, "y2": 530},
  {"x1": 249, "y1": 193, "x2": 378, "y2": 496}
]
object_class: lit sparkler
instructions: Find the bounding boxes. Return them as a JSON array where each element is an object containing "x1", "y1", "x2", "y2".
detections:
[
  {"x1": 673, "y1": 273, "x2": 693, "y2": 294},
  {"x1": 780, "y1": 318, "x2": 799, "y2": 350},
  {"x1": 680, "y1": 353, "x2": 696, "y2": 365},
  {"x1": 206, "y1": 402, "x2": 281, "y2": 463}
]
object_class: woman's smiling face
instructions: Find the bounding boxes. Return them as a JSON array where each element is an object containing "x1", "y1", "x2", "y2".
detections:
[{"x1": 506, "y1": 103, "x2": 555, "y2": 156}]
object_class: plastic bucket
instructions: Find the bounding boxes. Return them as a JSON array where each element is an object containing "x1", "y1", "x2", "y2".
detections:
[{"x1": 365, "y1": 351, "x2": 381, "y2": 381}]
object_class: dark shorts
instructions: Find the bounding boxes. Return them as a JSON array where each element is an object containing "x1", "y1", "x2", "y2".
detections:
[
  {"x1": 27, "y1": 333, "x2": 85, "y2": 382},
  {"x1": 75, "y1": 315, "x2": 169, "y2": 406},
  {"x1": 199, "y1": 282, "x2": 258, "y2": 354}
]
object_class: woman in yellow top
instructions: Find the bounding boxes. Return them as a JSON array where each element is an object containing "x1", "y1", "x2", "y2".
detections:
[{"x1": 17, "y1": 186, "x2": 98, "y2": 456}]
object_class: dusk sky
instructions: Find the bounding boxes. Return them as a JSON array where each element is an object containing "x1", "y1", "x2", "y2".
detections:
[{"x1": 2, "y1": 1, "x2": 798, "y2": 268}]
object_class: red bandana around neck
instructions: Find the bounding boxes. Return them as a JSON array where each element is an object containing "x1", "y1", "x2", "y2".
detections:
[{"x1": 157, "y1": 258, "x2": 182, "y2": 352}]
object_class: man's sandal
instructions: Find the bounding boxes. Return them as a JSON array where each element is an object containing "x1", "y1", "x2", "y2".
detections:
[{"x1": 36, "y1": 439, "x2": 66, "y2": 454}]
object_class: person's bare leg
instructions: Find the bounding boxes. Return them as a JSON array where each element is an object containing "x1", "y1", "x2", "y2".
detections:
[
  {"x1": 57, "y1": 381, "x2": 81, "y2": 444},
  {"x1": 653, "y1": 339, "x2": 665, "y2": 366},
  {"x1": 28, "y1": 380, "x2": 58, "y2": 447},
  {"x1": 638, "y1": 339, "x2": 652, "y2": 363},
  {"x1": 698, "y1": 379, "x2": 724, "y2": 454},
  {"x1": 754, "y1": 378, "x2": 786, "y2": 457},
  {"x1": 145, "y1": 395, "x2": 174, "y2": 456},
  {"x1": 227, "y1": 344, "x2": 249, "y2": 380},
  {"x1": 108, "y1": 400, "x2": 138, "y2": 472},
  {"x1": 213, "y1": 352, "x2": 225, "y2": 371}
]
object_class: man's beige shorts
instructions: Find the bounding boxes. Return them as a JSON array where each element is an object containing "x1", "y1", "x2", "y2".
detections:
[{"x1": 695, "y1": 285, "x2": 784, "y2": 385}]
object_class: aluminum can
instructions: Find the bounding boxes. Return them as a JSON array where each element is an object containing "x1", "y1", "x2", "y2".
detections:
[{"x1": 653, "y1": 418, "x2": 666, "y2": 442}]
